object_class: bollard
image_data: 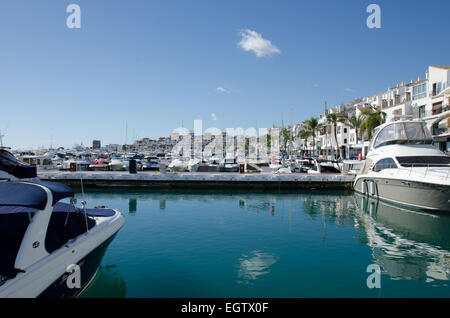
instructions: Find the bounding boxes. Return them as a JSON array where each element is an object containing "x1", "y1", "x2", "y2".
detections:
[{"x1": 129, "y1": 159, "x2": 137, "y2": 174}]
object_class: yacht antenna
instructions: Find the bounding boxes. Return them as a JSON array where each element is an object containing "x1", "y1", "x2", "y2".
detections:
[
  {"x1": 80, "y1": 175, "x2": 89, "y2": 235},
  {"x1": 125, "y1": 121, "x2": 128, "y2": 146},
  {"x1": 0, "y1": 130, "x2": 3, "y2": 148},
  {"x1": 290, "y1": 108, "x2": 293, "y2": 129}
]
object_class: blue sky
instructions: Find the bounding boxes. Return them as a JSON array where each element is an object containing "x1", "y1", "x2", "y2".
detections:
[{"x1": 0, "y1": 0, "x2": 449, "y2": 149}]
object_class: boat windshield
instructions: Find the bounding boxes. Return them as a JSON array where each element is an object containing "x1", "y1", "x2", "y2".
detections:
[
  {"x1": 396, "y1": 156, "x2": 450, "y2": 167},
  {"x1": 373, "y1": 122, "x2": 432, "y2": 149}
]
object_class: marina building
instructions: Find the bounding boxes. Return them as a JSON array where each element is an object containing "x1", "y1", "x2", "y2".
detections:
[
  {"x1": 92, "y1": 140, "x2": 101, "y2": 150},
  {"x1": 302, "y1": 65, "x2": 450, "y2": 158}
]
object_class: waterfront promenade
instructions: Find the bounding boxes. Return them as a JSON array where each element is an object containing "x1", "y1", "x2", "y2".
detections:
[{"x1": 38, "y1": 170, "x2": 355, "y2": 190}]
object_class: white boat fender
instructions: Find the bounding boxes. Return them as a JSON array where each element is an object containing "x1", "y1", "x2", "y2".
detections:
[{"x1": 369, "y1": 180, "x2": 376, "y2": 196}]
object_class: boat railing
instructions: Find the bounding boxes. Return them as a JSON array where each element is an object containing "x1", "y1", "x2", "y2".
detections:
[{"x1": 389, "y1": 163, "x2": 450, "y2": 180}]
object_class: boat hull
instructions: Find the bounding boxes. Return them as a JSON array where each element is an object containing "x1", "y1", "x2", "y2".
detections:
[
  {"x1": 222, "y1": 165, "x2": 239, "y2": 173},
  {"x1": 38, "y1": 234, "x2": 116, "y2": 298},
  {"x1": 109, "y1": 165, "x2": 126, "y2": 171},
  {"x1": 142, "y1": 165, "x2": 159, "y2": 171},
  {"x1": 354, "y1": 177, "x2": 450, "y2": 212},
  {"x1": 89, "y1": 165, "x2": 110, "y2": 171}
]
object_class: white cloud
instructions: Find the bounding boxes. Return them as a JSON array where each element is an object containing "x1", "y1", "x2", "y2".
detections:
[
  {"x1": 238, "y1": 29, "x2": 281, "y2": 58},
  {"x1": 216, "y1": 87, "x2": 228, "y2": 93},
  {"x1": 211, "y1": 113, "x2": 218, "y2": 121}
]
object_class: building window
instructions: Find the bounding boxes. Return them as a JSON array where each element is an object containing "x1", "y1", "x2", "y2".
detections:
[
  {"x1": 436, "y1": 82, "x2": 443, "y2": 95},
  {"x1": 393, "y1": 109, "x2": 403, "y2": 116},
  {"x1": 344, "y1": 128, "x2": 347, "y2": 133},
  {"x1": 344, "y1": 139, "x2": 347, "y2": 144},
  {"x1": 418, "y1": 105, "x2": 425, "y2": 119},
  {"x1": 413, "y1": 83, "x2": 427, "y2": 100},
  {"x1": 432, "y1": 102, "x2": 443, "y2": 115}
]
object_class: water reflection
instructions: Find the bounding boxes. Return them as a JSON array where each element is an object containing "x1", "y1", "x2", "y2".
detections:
[
  {"x1": 129, "y1": 198, "x2": 137, "y2": 213},
  {"x1": 80, "y1": 265, "x2": 127, "y2": 298},
  {"x1": 354, "y1": 195, "x2": 450, "y2": 284},
  {"x1": 78, "y1": 189, "x2": 450, "y2": 294},
  {"x1": 237, "y1": 250, "x2": 278, "y2": 284}
]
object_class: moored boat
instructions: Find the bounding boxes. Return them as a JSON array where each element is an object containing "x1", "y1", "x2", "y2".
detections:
[
  {"x1": 0, "y1": 180, "x2": 125, "y2": 297},
  {"x1": 89, "y1": 161, "x2": 110, "y2": 171},
  {"x1": 109, "y1": 159, "x2": 126, "y2": 171},
  {"x1": 354, "y1": 120, "x2": 450, "y2": 212},
  {"x1": 142, "y1": 156, "x2": 159, "y2": 171}
]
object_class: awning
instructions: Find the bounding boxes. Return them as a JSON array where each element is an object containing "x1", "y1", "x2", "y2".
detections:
[
  {"x1": 348, "y1": 144, "x2": 364, "y2": 149},
  {"x1": 433, "y1": 133, "x2": 450, "y2": 142}
]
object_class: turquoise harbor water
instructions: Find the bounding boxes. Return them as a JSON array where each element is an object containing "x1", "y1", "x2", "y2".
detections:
[{"x1": 79, "y1": 189, "x2": 450, "y2": 298}]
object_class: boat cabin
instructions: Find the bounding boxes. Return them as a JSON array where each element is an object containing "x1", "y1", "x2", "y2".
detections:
[
  {"x1": 369, "y1": 121, "x2": 433, "y2": 152},
  {"x1": 360, "y1": 120, "x2": 450, "y2": 174}
]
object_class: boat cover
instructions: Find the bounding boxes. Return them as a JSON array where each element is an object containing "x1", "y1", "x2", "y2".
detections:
[
  {"x1": 0, "y1": 201, "x2": 115, "y2": 217},
  {"x1": 51, "y1": 202, "x2": 116, "y2": 217},
  {"x1": 0, "y1": 181, "x2": 74, "y2": 210}
]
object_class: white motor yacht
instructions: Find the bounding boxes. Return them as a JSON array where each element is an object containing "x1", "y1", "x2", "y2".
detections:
[
  {"x1": 222, "y1": 157, "x2": 239, "y2": 172},
  {"x1": 187, "y1": 158, "x2": 203, "y2": 172},
  {"x1": 296, "y1": 157, "x2": 341, "y2": 174},
  {"x1": 109, "y1": 159, "x2": 126, "y2": 171},
  {"x1": 142, "y1": 156, "x2": 160, "y2": 171},
  {"x1": 0, "y1": 180, "x2": 125, "y2": 297},
  {"x1": 21, "y1": 154, "x2": 54, "y2": 171},
  {"x1": 168, "y1": 158, "x2": 189, "y2": 172},
  {"x1": 61, "y1": 158, "x2": 91, "y2": 172},
  {"x1": 354, "y1": 120, "x2": 450, "y2": 212},
  {"x1": 342, "y1": 160, "x2": 364, "y2": 175}
]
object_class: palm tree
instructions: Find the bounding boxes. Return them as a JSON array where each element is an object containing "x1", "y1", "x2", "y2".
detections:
[
  {"x1": 303, "y1": 117, "x2": 323, "y2": 156},
  {"x1": 339, "y1": 114, "x2": 364, "y2": 144},
  {"x1": 359, "y1": 108, "x2": 386, "y2": 140},
  {"x1": 326, "y1": 113, "x2": 341, "y2": 159},
  {"x1": 298, "y1": 129, "x2": 311, "y2": 155},
  {"x1": 282, "y1": 128, "x2": 292, "y2": 156}
]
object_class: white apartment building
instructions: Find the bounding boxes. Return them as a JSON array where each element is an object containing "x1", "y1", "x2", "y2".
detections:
[{"x1": 307, "y1": 65, "x2": 450, "y2": 159}]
